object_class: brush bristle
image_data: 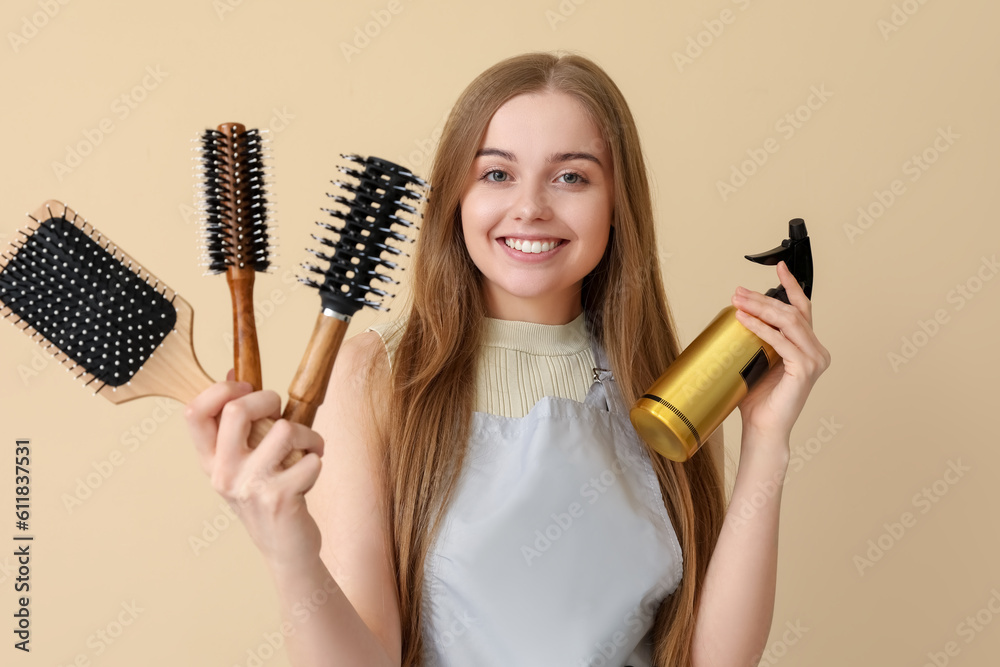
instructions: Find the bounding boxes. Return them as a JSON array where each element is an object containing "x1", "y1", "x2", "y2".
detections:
[
  {"x1": 301, "y1": 155, "x2": 427, "y2": 318},
  {"x1": 195, "y1": 127, "x2": 274, "y2": 274},
  {"x1": 0, "y1": 204, "x2": 177, "y2": 389}
]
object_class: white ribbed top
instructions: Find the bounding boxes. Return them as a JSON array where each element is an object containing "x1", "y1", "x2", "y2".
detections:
[{"x1": 365, "y1": 313, "x2": 597, "y2": 418}]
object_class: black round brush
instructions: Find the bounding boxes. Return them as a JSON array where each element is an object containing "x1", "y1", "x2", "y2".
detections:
[
  {"x1": 278, "y1": 155, "x2": 426, "y2": 463},
  {"x1": 195, "y1": 123, "x2": 274, "y2": 390}
]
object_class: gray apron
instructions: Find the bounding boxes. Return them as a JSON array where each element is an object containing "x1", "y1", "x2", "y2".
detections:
[{"x1": 422, "y1": 339, "x2": 683, "y2": 666}]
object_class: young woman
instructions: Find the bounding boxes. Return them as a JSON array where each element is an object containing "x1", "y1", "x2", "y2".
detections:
[{"x1": 186, "y1": 52, "x2": 830, "y2": 667}]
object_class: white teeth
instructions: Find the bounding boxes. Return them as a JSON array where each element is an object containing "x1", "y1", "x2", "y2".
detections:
[{"x1": 504, "y1": 238, "x2": 562, "y2": 254}]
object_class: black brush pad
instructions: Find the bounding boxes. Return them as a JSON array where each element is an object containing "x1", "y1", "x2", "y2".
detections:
[{"x1": 0, "y1": 216, "x2": 176, "y2": 387}]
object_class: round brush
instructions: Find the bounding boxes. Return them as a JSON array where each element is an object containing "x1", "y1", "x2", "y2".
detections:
[
  {"x1": 277, "y1": 154, "x2": 427, "y2": 465},
  {"x1": 195, "y1": 123, "x2": 275, "y2": 390}
]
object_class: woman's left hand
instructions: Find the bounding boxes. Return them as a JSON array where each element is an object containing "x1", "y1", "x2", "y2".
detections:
[{"x1": 730, "y1": 260, "x2": 831, "y2": 445}]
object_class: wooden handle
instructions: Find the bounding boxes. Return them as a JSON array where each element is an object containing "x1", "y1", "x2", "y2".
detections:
[
  {"x1": 283, "y1": 311, "x2": 350, "y2": 426},
  {"x1": 272, "y1": 312, "x2": 349, "y2": 466},
  {"x1": 228, "y1": 270, "x2": 263, "y2": 390}
]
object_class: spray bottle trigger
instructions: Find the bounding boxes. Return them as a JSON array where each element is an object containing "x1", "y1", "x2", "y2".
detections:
[{"x1": 743, "y1": 218, "x2": 813, "y2": 303}]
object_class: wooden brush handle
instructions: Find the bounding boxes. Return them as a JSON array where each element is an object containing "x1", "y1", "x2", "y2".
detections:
[
  {"x1": 284, "y1": 311, "x2": 350, "y2": 423},
  {"x1": 279, "y1": 311, "x2": 350, "y2": 466},
  {"x1": 228, "y1": 271, "x2": 263, "y2": 390}
]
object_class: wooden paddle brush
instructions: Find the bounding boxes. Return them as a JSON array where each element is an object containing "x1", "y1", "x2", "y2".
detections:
[
  {"x1": 278, "y1": 154, "x2": 427, "y2": 464},
  {"x1": 0, "y1": 200, "x2": 268, "y2": 442},
  {"x1": 196, "y1": 123, "x2": 274, "y2": 391}
]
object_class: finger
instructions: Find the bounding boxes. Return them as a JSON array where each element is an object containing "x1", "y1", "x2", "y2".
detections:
[
  {"x1": 226, "y1": 368, "x2": 236, "y2": 381},
  {"x1": 733, "y1": 309, "x2": 801, "y2": 367},
  {"x1": 772, "y1": 265, "x2": 832, "y2": 370},
  {"x1": 776, "y1": 260, "x2": 812, "y2": 326},
  {"x1": 732, "y1": 288, "x2": 817, "y2": 355},
  {"x1": 275, "y1": 452, "x2": 324, "y2": 496},
  {"x1": 734, "y1": 306, "x2": 828, "y2": 378},
  {"x1": 215, "y1": 390, "x2": 283, "y2": 470},
  {"x1": 185, "y1": 381, "x2": 254, "y2": 465},
  {"x1": 247, "y1": 419, "x2": 325, "y2": 476}
]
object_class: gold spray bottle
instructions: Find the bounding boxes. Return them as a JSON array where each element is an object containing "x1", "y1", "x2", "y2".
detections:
[{"x1": 630, "y1": 218, "x2": 813, "y2": 462}]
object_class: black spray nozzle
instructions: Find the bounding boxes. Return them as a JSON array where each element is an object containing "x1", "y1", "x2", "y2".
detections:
[{"x1": 743, "y1": 218, "x2": 813, "y2": 303}]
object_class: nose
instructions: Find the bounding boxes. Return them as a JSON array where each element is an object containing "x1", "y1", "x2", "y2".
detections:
[{"x1": 512, "y1": 180, "x2": 552, "y2": 222}]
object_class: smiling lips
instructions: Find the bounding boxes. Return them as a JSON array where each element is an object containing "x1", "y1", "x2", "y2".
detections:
[{"x1": 502, "y1": 237, "x2": 565, "y2": 254}]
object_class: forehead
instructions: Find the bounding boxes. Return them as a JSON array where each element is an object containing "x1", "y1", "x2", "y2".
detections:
[{"x1": 479, "y1": 91, "x2": 609, "y2": 159}]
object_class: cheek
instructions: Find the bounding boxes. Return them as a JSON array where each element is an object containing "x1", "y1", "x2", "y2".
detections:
[
  {"x1": 461, "y1": 192, "x2": 505, "y2": 237},
  {"x1": 573, "y1": 200, "x2": 612, "y2": 240}
]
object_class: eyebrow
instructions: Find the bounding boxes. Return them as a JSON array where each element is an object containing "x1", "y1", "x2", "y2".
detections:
[{"x1": 475, "y1": 148, "x2": 603, "y2": 167}]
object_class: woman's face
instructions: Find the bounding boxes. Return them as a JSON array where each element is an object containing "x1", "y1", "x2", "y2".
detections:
[{"x1": 460, "y1": 90, "x2": 614, "y2": 325}]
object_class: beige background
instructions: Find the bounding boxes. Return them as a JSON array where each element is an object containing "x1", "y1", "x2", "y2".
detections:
[{"x1": 1, "y1": 0, "x2": 998, "y2": 665}]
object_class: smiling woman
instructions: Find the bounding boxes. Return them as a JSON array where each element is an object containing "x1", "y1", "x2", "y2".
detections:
[
  {"x1": 460, "y1": 90, "x2": 614, "y2": 324},
  {"x1": 349, "y1": 52, "x2": 735, "y2": 667}
]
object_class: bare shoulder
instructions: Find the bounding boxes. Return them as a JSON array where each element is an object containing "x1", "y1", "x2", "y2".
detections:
[{"x1": 306, "y1": 329, "x2": 400, "y2": 661}]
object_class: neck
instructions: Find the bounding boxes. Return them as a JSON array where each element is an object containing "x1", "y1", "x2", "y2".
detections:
[{"x1": 482, "y1": 283, "x2": 583, "y2": 325}]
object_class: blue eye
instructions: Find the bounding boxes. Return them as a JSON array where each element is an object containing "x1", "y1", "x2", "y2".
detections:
[
  {"x1": 485, "y1": 170, "x2": 508, "y2": 182},
  {"x1": 559, "y1": 172, "x2": 586, "y2": 184}
]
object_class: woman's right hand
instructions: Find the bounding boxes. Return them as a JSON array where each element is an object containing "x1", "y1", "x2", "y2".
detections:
[{"x1": 185, "y1": 380, "x2": 326, "y2": 570}]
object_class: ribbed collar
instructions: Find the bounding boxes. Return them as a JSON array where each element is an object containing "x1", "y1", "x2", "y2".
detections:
[{"x1": 482, "y1": 312, "x2": 590, "y2": 355}]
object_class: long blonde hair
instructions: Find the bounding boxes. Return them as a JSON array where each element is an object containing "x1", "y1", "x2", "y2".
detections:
[{"x1": 368, "y1": 52, "x2": 727, "y2": 666}]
